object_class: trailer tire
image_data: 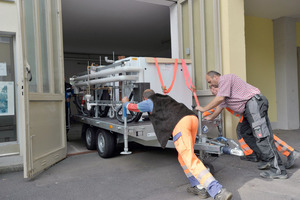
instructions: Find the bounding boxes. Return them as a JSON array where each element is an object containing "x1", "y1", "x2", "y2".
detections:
[
  {"x1": 96, "y1": 129, "x2": 116, "y2": 158},
  {"x1": 85, "y1": 127, "x2": 97, "y2": 150},
  {"x1": 81, "y1": 124, "x2": 89, "y2": 140}
]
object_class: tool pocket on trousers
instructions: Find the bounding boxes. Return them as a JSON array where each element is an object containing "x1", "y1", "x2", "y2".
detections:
[
  {"x1": 252, "y1": 118, "x2": 270, "y2": 138},
  {"x1": 173, "y1": 132, "x2": 188, "y2": 154}
]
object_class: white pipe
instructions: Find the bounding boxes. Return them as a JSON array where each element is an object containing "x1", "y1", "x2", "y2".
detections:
[
  {"x1": 73, "y1": 66, "x2": 142, "y2": 81},
  {"x1": 74, "y1": 75, "x2": 139, "y2": 87},
  {"x1": 105, "y1": 56, "x2": 114, "y2": 63}
]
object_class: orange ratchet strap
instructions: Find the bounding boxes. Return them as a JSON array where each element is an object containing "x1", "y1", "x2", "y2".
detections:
[
  {"x1": 154, "y1": 58, "x2": 178, "y2": 94},
  {"x1": 181, "y1": 59, "x2": 200, "y2": 107}
]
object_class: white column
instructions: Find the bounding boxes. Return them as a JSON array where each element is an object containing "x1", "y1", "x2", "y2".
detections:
[
  {"x1": 273, "y1": 17, "x2": 299, "y2": 129},
  {"x1": 170, "y1": 4, "x2": 180, "y2": 58}
]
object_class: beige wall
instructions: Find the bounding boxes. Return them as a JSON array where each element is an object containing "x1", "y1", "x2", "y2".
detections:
[
  {"x1": 0, "y1": 2, "x2": 18, "y2": 32},
  {"x1": 245, "y1": 16, "x2": 277, "y2": 122},
  {"x1": 220, "y1": 0, "x2": 246, "y2": 139}
]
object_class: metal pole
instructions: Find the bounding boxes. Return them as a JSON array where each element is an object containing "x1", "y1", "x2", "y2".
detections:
[
  {"x1": 121, "y1": 105, "x2": 132, "y2": 155},
  {"x1": 197, "y1": 110, "x2": 205, "y2": 143}
]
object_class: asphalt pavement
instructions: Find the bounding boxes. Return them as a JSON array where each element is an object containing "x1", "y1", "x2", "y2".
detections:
[{"x1": 0, "y1": 127, "x2": 300, "y2": 200}]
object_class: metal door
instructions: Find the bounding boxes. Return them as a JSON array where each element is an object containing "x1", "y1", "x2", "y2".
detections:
[{"x1": 19, "y1": 0, "x2": 66, "y2": 178}]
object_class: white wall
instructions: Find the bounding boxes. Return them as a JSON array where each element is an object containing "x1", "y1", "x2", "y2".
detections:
[{"x1": 273, "y1": 17, "x2": 299, "y2": 129}]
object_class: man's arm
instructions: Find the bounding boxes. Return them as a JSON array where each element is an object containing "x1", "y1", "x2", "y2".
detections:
[
  {"x1": 122, "y1": 97, "x2": 153, "y2": 113},
  {"x1": 204, "y1": 106, "x2": 224, "y2": 121},
  {"x1": 195, "y1": 96, "x2": 224, "y2": 112}
]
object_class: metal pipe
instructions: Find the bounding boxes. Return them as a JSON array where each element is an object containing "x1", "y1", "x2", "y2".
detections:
[
  {"x1": 73, "y1": 66, "x2": 142, "y2": 81},
  {"x1": 74, "y1": 75, "x2": 139, "y2": 87},
  {"x1": 121, "y1": 105, "x2": 132, "y2": 155},
  {"x1": 197, "y1": 111, "x2": 203, "y2": 144},
  {"x1": 105, "y1": 56, "x2": 114, "y2": 63}
]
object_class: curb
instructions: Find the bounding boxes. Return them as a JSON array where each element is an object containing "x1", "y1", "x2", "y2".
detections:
[{"x1": 0, "y1": 164, "x2": 23, "y2": 174}]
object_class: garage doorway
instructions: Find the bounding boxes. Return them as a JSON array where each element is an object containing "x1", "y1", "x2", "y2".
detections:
[{"x1": 61, "y1": 0, "x2": 173, "y2": 154}]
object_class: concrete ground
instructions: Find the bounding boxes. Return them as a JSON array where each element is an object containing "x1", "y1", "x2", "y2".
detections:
[{"x1": 0, "y1": 125, "x2": 300, "y2": 200}]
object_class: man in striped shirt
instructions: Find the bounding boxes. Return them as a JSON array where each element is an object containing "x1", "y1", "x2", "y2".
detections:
[
  {"x1": 206, "y1": 86, "x2": 299, "y2": 169},
  {"x1": 196, "y1": 71, "x2": 287, "y2": 179}
]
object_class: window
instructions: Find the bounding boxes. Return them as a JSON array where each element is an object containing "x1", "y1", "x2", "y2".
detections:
[{"x1": 0, "y1": 35, "x2": 17, "y2": 142}]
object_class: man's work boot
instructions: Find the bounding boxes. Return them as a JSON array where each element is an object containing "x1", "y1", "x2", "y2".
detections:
[
  {"x1": 285, "y1": 150, "x2": 300, "y2": 169},
  {"x1": 257, "y1": 161, "x2": 271, "y2": 170},
  {"x1": 187, "y1": 186, "x2": 209, "y2": 199},
  {"x1": 260, "y1": 170, "x2": 288, "y2": 179},
  {"x1": 240, "y1": 153, "x2": 259, "y2": 162},
  {"x1": 214, "y1": 188, "x2": 233, "y2": 200}
]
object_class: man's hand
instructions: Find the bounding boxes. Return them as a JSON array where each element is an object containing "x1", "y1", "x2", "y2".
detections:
[
  {"x1": 204, "y1": 116, "x2": 213, "y2": 121},
  {"x1": 122, "y1": 96, "x2": 129, "y2": 103},
  {"x1": 195, "y1": 106, "x2": 205, "y2": 112}
]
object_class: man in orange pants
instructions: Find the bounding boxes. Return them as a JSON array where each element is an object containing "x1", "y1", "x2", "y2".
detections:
[
  {"x1": 122, "y1": 89, "x2": 232, "y2": 200},
  {"x1": 204, "y1": 86, "x2": 300, "y2": 169}
]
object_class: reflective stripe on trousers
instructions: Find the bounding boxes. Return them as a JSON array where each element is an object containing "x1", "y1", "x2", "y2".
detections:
[
  {"x1": 238, "y1": 138, "x2": 254, "y2": 156},
  {"x1": 172, "y1": 116, "x2": 216, "y2": 188},
  {"x1": 274, "y1": 134, "x2": 294, "y2": 157}
]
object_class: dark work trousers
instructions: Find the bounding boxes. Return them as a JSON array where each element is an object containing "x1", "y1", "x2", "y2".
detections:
[
  {"x1": 241, "y1": 94, "x2": 285, "y2": 174},
  {"x1": 236, "y1": 122, "x2": 261, "y2": 158}
]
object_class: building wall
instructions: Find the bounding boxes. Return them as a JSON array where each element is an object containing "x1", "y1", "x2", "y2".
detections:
[
  {"x1": 245, "y1": 16, "x2": 277, "y2": 122},
  {"x1": 0, "y1": 2, "x2": 18, "y2": 32}
]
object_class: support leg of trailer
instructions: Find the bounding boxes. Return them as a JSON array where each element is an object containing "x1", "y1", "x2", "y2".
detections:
[{"x1": 121, "y1": 105, "x2": 132, "y2": 155}]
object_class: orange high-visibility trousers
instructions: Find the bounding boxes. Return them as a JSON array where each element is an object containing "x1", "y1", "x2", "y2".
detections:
[{"x1": 172, "y1": 115, "x2": 215, "y2": 188}]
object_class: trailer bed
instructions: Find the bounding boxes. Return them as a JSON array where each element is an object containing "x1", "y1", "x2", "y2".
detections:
[{"x1": 73, "y1": 114, "x2": 157, "y2": 141}]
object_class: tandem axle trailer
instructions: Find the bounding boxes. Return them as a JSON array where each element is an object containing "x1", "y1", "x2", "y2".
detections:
[{"x1": 69, "y1": 57, "x2": 243, "y2": 171}]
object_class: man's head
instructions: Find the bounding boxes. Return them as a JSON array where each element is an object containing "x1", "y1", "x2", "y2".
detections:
[
  {"x1": 206, "y1": 71, "x2": 221, "y2": 88},
  {"x1": 143, "y1": 89, "x2": 155, "y2": 99}
]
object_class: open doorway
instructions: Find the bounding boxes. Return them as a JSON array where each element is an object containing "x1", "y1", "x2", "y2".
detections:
[{"x1": 61, "y1": 0, "x2": 172, "y2": 155}]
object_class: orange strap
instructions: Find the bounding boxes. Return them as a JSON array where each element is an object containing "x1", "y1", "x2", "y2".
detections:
[
  {"x1": 203, "y1": 108, "x2": 217, "y2": 117},
  {"x1": 181, "y1": 59, "x2": 200, "y2": 107},
  {"x1": 154, "y1": 58, "x2": 178, "y2": 94},
  {"x1": 225, "y1": 107, "x2": 244, "y2": 123}
]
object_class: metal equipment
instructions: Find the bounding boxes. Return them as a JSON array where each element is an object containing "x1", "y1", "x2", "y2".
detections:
[{"x1": 69, "y1": 57, "x2": 243, "y2": 170}]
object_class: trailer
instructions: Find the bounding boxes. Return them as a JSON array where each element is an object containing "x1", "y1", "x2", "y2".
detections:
[{"x1": 69, "y1": 57, "x2": 243, "y2": 171}]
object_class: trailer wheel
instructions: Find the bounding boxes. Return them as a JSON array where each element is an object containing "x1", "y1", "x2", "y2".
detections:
[
  {"x1": 85, "y1": 127, "x2": 97, "y2": 150},
  {"x1": 81, "y1": 124, "x2": 89, "y2": 141},
  {"x1": 96, "y1": 129, "x2": 116, "y2": 158}
]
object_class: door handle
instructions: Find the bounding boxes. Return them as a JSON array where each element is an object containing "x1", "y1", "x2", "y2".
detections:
[
  {"x1": 26, "y1": 67, "x2": 32, "y2": 82},
  {"x1": 25, "y1": 61, "x2": 32, "y2": 82}
]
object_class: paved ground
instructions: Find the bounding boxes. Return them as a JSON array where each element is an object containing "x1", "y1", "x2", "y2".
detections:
[{"x1": 0, "y1": 127, "x2": 300, "y2": 200}]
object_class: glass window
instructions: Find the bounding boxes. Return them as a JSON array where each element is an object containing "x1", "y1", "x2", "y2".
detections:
[
  {"x1": 204, "y1": 0, "x2": 216, "y2": 73},
  {"x1": 24, "y1": 0, "x2": 38, "y2": 92},
  {"x1": 0, "y1": 35, "x2": 17, "y2": 142},
  {"x1": 182, "y1": 1, "x2": 190, "y2": 60},
  {"x1": 51, "y1": 0, "x2": 62, "y2": 94},
  {"x1": 180, "y1": 0, "x2": 221, "y2": 91},
  {"x1": 39, "y1": 0, "x2": 50, "y2": 93}
]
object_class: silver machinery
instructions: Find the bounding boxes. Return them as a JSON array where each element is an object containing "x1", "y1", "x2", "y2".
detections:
[{"x1": 69, "y1": 57, "x2": 243, "y2": 170}]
